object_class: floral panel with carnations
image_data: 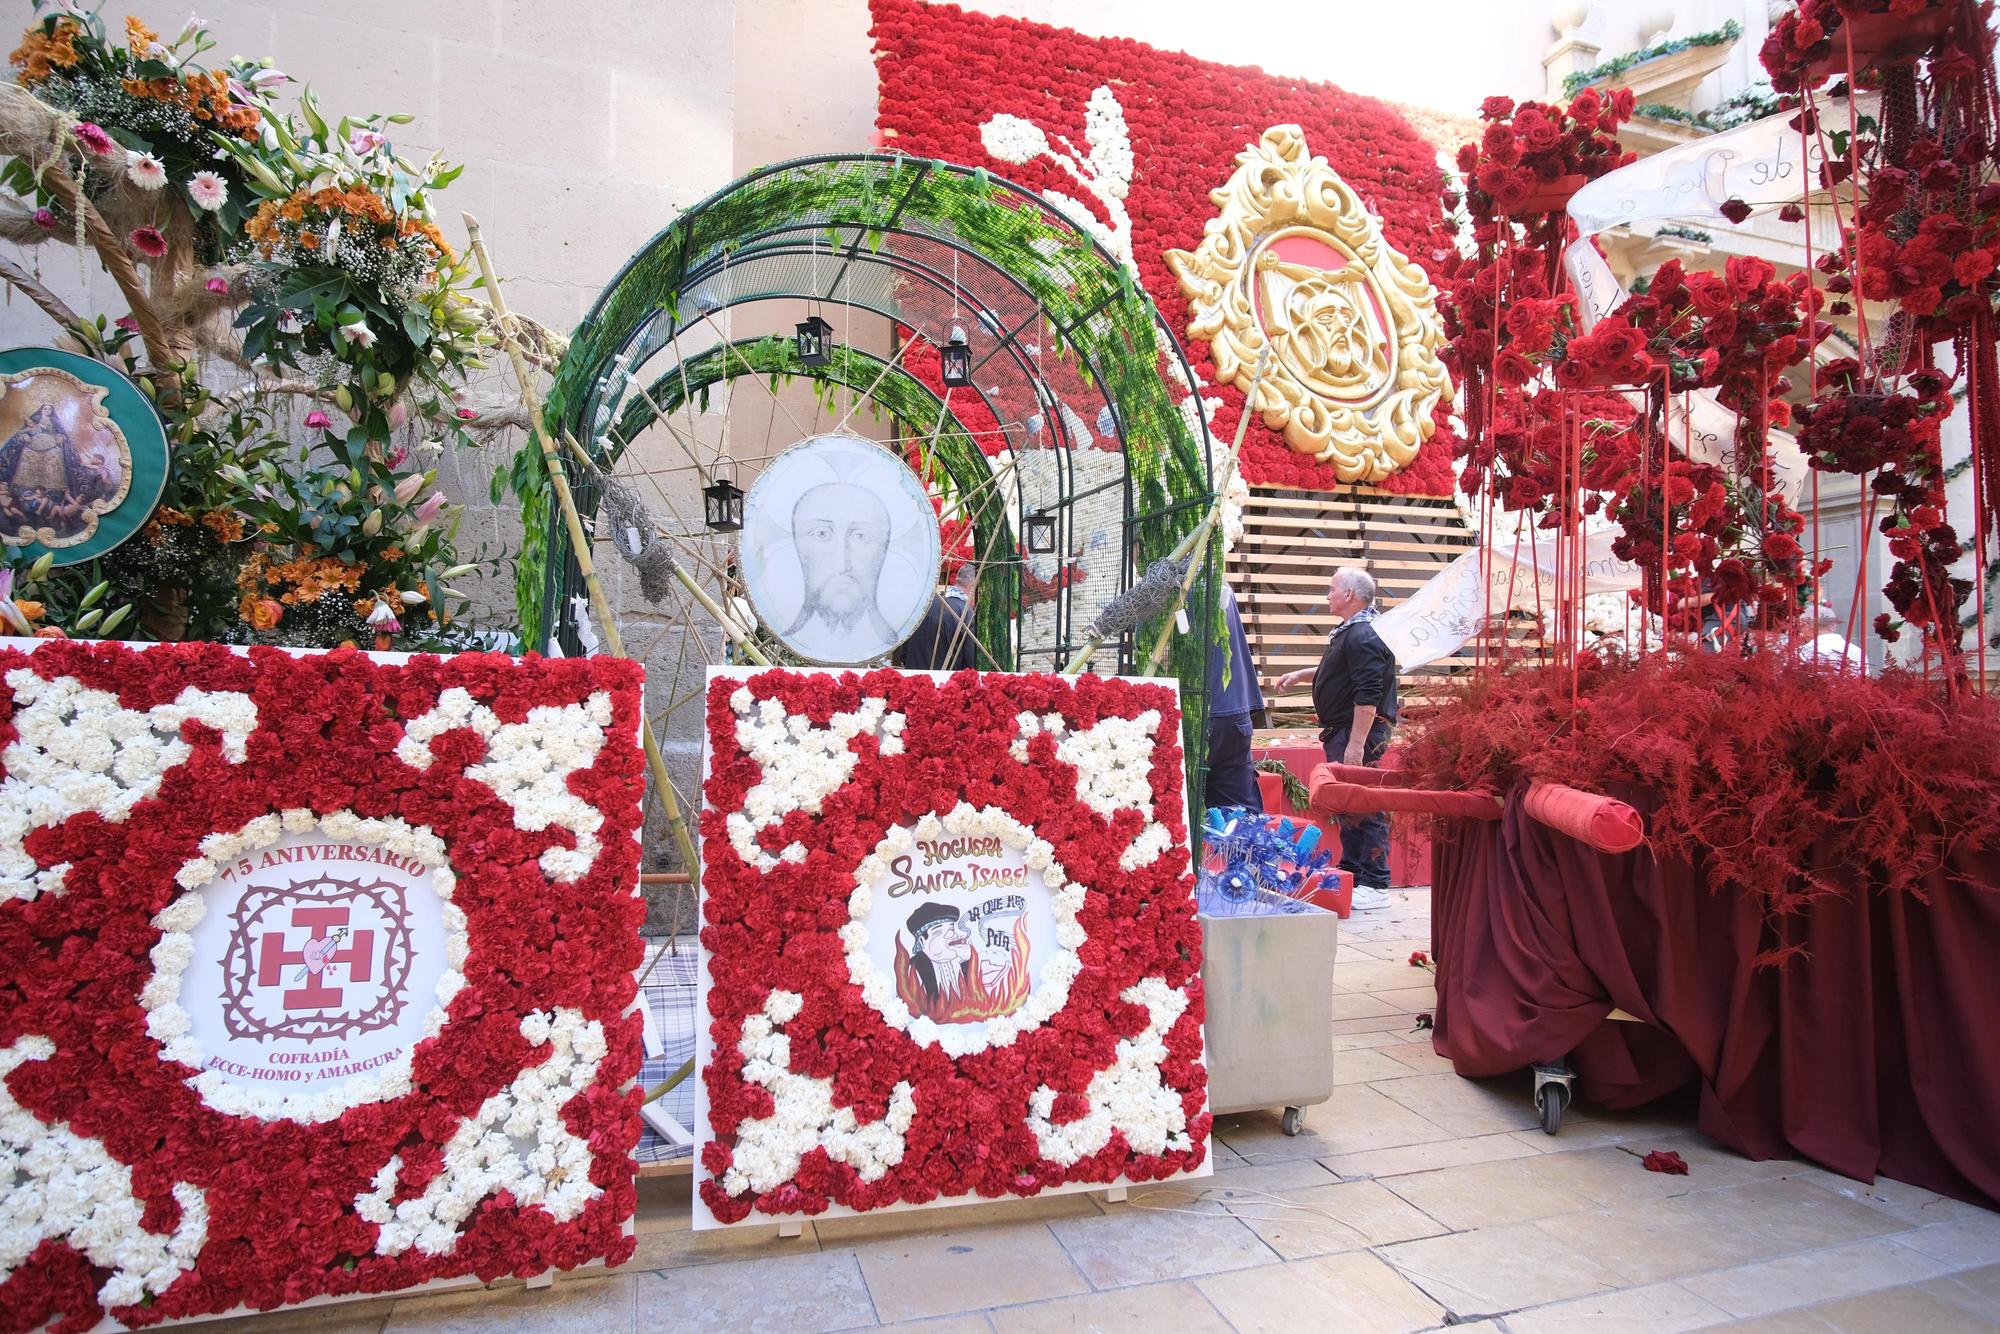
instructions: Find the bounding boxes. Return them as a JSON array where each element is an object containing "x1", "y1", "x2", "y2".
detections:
[
  {"x1": 698, "y1": 667, "x2": 1208, "y2": 1227},
  {"x1": 0, "y1": 640, "x2": 647, "y2": 1333},
  {"x1": 869, "y1": 0, "x2": 1463, "y2": 496}
]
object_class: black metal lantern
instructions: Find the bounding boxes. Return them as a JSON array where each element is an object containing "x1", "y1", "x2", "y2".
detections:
[
  {"x1": 795, "y1": 314, "x2": 834, "y2": 367},
  {"x1": 940, "y1": 326, "x2": 973, "y2": 387},
  {"x1": 1023, "y1": 511, "x2": 1058, "y2": 555},
  {"x1": 704, "y1": 460, "x2": 744, "y2": 533}
]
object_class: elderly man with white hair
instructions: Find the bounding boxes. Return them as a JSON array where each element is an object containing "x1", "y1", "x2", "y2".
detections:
[{"x1": 1273, "y1": 566, "x2": 1398, "y2": 910}]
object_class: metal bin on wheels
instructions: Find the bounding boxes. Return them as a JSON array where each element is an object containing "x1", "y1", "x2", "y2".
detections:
[{"x1": 1199, "y1": 894, "x2": 1338, "y2": 1135}]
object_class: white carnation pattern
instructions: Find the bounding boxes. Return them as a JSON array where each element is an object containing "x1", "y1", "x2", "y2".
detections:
[
  {"x1": 1014, "y1": 708, "x2": 1170, "y2": 870},
  {"x1": 354, "y1": 1008, "x2": 608, "y2": 1256},
  {"x1": 724, "y1": 687, "x2": 905, "y2": 871},
  {"x1": 1027, "y1": 977, "x2": 1195, "y2": 1167},
  {"x1": 841, "y1": 804, "x2": 1088, "y2": 1058},
  {"x1": 0, "y1": 669, "x2": 256, "y2": 902},
  {"x1": 0, "y1": 1036, "x2": 209, "y2": 1309},
  {"x1": 720, "y1": 990, "x2": 917, "y2": 1196},
  {"x1": 145, "y1": 810, "x2": 467, "y2": 1124},
  {"x1": 981, "y1": 84, "x2": 1134, "y2": 266},
  {"x1": 395, "y1": 686, "x2": 615, "y2": 882}
]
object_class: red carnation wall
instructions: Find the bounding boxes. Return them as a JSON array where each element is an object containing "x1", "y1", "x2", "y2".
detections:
[{"x1": 869, "y1": 0, "x2": 1462, "y2": 497}]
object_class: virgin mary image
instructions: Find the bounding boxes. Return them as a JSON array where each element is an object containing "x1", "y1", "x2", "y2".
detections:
[{"x1": 0, "y1": 377, "x2": 128, "y2": 547}]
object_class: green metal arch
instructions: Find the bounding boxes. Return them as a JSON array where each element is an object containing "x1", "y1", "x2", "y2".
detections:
[{"x1": 531, "y1": 151, "x2": 1221, "y2": 787}]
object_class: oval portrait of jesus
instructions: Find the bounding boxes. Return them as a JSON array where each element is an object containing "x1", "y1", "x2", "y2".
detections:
[
  {"x1": 0, "y1": 365, "x2": 132, "y2": 550},
  {"x1": 740, "y1": 434, "x2": 941, "y2": 666}
]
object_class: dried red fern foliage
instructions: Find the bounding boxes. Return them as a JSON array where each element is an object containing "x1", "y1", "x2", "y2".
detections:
[{"x1": 1400, "y1": 653, "x2": 2000, "y2": 912}]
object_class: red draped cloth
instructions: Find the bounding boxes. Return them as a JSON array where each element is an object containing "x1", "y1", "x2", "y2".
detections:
[{"x1": 1430, "y1": 781, "x2": 2000, "y2": 1209}]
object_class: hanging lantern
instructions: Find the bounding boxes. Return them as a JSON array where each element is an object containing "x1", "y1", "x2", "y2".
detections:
[
  {"x1": 1024, "y1": 510, "x2": 1058, "y2": 555},
  {"x1": 940, "y1": 326, "x2": 973, "y2": 387},
  {"x1": 795, "y1": 314, "x2": 834, "y2": 367},
  {"x1": 704, "y1": 459, "x2": 744, "y2": 532}
]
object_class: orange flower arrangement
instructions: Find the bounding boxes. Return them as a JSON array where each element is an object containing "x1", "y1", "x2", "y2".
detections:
[
  {"x1": 235, "y1": 548, "x2": 370, "y2": 628},
  {"x1": 199, "y1": 509, "x2": 247, "y2": 544},
  {"x1": 120, "y1": 65, "x2": 260, "y2": 140},
  {"x1": 9, "y1": 17, "x2": 81, "y2": 83},
  {"x1": 244, "y1": 184, "x2": 453, "y2": 267}
]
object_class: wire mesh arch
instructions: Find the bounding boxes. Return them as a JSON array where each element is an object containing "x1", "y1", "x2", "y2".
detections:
[{"x1": 534, "y1": 151, "x2": 1221, "y2": 789}]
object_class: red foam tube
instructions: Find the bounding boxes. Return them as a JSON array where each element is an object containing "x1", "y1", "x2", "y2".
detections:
[
  {"x1": 1520, "y1": 781, "x2": 1645, "y2": 853},
  {"x1": 1309, "y1": 766, "x2": 1505, "y2": 820}
]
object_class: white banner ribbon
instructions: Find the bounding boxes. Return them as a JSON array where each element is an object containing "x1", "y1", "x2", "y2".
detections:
[{"x1": 1375, "y1": 533, "x2": 1643, "y2": 671}]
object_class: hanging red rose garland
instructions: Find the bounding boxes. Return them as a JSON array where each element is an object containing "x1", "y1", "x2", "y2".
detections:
[
  {"x1": 0, "y1": 641, "x2": 645, "y2": 1333},
  {"x1": 698, "y1": 667, "x2": 1208, "y2": 1225}
]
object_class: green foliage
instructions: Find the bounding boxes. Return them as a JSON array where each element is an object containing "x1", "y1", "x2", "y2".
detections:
[
  {"x1": 1254, "y1": 758, "x2": 1312, "y2": 812},
  {"x1": 1633, "y1": 83, "x2": 1783, "y2": 134},
  {"x1": 2, "y1": 11, "x2": 504, "y2": 647},
  {"x1": 1564, "y1": 20, "x2": 1744, "y2": 97},
  {"x1": 1656, "y1": 224, "x2": 1715, "y2": 243}
]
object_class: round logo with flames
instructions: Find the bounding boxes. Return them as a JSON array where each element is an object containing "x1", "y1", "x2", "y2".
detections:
[{"x1": 855, "y1": 813, "x2": 1066, "y2": 1041}]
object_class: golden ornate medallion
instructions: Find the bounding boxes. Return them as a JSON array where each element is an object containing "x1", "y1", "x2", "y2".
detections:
[{"x1": 1166, "y1": 125, "x2": 1451, "y2": 482}]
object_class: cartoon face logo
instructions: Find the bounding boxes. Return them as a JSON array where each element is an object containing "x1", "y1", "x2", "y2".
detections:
[
  {"x1": 220, "y1": 877, "x2": 416, "y2": 1044},
  {"x1": 895, "y1": 900, "x2": 1031, "y2": 1025}
]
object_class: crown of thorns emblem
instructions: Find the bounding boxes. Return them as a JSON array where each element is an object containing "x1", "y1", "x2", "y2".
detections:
[{"x1": 219, "y1": 876, "x2": 416, "y2": 1044}]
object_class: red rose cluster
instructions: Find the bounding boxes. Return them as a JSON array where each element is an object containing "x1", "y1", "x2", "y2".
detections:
[
  {"x1": 868, "y1": 0, "x2": 1460, "y2": 497},
  {"x1": 699, "y1": 668, "x2": 1207, "y2": 1224},
  {"x1": 1637, "y1": 257, "x2": 1824, "y2": 429},
  {"x1": 1796, "y1": 360, "x2": 1968, "y2": 636},
  {"x1": 1761, "y1": 0, "x2": 1975, "y2": 93},
  {"x1": 1454, "y1": 90, "x2": 1636, "y2": 226},
  {"x1": 0, "y1": 642, "x2": 646, "y2": 1333},
  {"x1": 1433, "y1": 90, "x2": 1634, "y2": 496},
  {"x1": 1848, "y1": 143, "x2": 2000, "y2": 334}
]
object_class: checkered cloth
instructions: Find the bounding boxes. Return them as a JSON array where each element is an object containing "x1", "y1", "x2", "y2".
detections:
[{"x1": 634, "y1": 939, "x2": 698, "y2": 1164}]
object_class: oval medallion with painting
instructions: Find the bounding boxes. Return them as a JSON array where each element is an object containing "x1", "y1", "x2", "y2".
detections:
[
  {"x1": 740, "y1": 433, "x2": 941, "y2": 665},
  {"x1": 0, "y1": 346, "x2": 168, "y2": 566}
]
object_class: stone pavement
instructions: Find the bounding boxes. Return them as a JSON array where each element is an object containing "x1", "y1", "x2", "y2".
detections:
[{"x1": 185, "y1": 888, "x2": 2000, "y2": 1333}]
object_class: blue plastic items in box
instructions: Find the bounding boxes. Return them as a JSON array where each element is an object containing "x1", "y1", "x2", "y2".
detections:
[{"x1": 1197, "y1": 806, "x2": 1337, "y2": 917}]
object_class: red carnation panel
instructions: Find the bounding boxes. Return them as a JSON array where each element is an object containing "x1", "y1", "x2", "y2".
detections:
[
  {"x1": 869, "y1": 0, "x2": 1461, "y2": 497},
  {"x1": 0, "y1": 641, "x2": 645, "y2": 1333},
  {"x1": 696, "y1": 667, "x2": 1210, "y2": 1226}
]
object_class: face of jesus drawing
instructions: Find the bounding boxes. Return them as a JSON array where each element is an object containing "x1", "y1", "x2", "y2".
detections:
[
  {"x1": 784, "y1": 481, "x2": 895, "y2": 657},
  {"x1": 739, "y1": 433, "x2": 943, "y2": 665}
]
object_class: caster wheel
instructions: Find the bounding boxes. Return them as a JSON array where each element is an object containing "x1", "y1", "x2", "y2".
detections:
[
  {"x1": 1536, "y1": 1082, "x2": 1570, "y2": 1135},
  {"x1": 1280, "y1": 1106, "x2": 1305, "y2": 1137}
]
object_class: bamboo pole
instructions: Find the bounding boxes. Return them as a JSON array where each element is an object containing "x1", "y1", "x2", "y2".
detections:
[
  {"x1": 462, "y1": 213, "x2": 703, "y2": 884},
  {"x1": 1141, "y1": 351, "x2": 1268, "y2": 674}
]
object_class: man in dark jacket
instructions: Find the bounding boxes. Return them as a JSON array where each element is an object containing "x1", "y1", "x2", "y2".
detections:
[
  {"x1": 1202, "y1": 581, "x2": 1265, "y2": 812},
  {"x1": 894, "y1": 563, "x2": 978, "y2": 671},
  {"x1": 1274, "y1": 567, "x2": 1397, "y2": 907}
]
